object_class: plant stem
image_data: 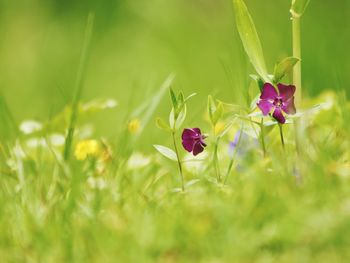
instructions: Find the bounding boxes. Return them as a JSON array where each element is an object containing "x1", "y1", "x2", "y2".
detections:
[
  {"x1": 279, "y1": 124, "x2": 285, "y2": 150},
  {"x1": 260, "y1": 118, "x2": 267, "y2": 157},
  {"x1": 171, "y1": 131, "x2": 185, "y2": 191},
  {"x1": 292, "y1": 15, "x2": 302, "y2": 105},
  {"x1": 64, "y1": 13, "x2": 95, "y2": 161},
  {"x1": 213, "y1": 137, "x2": 221, "y2": 183},
  {"x1": 292, "y1": 11, "x2": 303, "y2": 157}
]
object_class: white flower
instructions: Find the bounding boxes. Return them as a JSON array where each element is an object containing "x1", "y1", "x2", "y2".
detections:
[
  {"x1": 20, "y1": 120, "x2": 42, "y2": 134},
  {"x1": 127, "y1": 152, "x2": 152, "y2": 170},
  {"x1": 49, "y1": 134, "x2": 65, "y2": 147}
]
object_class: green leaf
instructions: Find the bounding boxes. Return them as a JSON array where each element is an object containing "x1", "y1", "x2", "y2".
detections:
[
  {"x1": 175, "y1": 92, "x2": 185, "y2": 117},
  {"x1": 249, "y1": 74, "x2": 264, "y2": 92},
  {"x1": 212, "y1": 102, "x2": 224, "y2": 125},
  {"x1": 232, "y1": 0, "x2": 269, "y2": 82},
  {"x1": 131, "y1": 73, "x2": 175, "y2": 135},
  {"x1": 184, "y1": 93, "x2": 197, "y2": 103},
  {"x1": 154, "y1": 145, "x2": 177, "y2": 161},
  {"x1": 177, "y1": 92, "x2": 184, "y2": 105},
  {"x1": 250, "y1": 93, "x2": 260, "y2": 111},
  {"x1": 217, "y1": 121, "x2": 234, "y2": 139},
  {"x1": 169, "y1": 108, "x2": 175, "y2": 129},
  {"x1": 218, "y1": 101, "x2": 247, "y2": 114},
  {"x1": 273, "y1": 57, "x2": 299, "y2": 83},
  {"x1": 169, "y1": 87, "x2": 177, "y2": 109},
  {"x1": 156, "y1": 117, "x2": 172, "y2": 132},
  {"x1": 290, "y1": 0, "x2": 311, "y2": 18},
  {"x1": 175, "y1": 104, "x2": 187, "y2": 130},
  {"x1": 169, "y1": 105, "x2": 186, "y2": 130}
]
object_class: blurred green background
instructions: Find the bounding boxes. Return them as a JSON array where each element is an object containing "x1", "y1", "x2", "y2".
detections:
[{"x1": 0, "y1": 0, "x2": 349, "y2": 138}]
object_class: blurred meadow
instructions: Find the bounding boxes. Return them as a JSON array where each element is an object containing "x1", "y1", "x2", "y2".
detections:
[
  {"x1": 1, "y1": 0, "x2": 349, "y2": 141},
  {"x1": 1, "y1": 0, "x2": 350, "y2": 262}
]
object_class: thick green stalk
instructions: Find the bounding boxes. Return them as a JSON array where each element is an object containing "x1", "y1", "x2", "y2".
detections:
[
  {"x1": 292, "y1": 16, "x2": 302, "y2": 105},
  {"x1": 292, "y1": 13, "x2": 303, "y2": 156}
]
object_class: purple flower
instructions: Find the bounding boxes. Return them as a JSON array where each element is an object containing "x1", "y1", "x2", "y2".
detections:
[
  {"x1": 182, "y1": 128, "x2": 207, "y2": 156},
  {"x1": 228, "y1": 131, "x2": 241, "y2": 158},
  {"x1": 257, "y1": 83, "x2": 296, "y2": 124}
]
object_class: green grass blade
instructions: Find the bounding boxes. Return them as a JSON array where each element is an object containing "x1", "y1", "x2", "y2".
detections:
[
  {"x1": 0, "y1": 91, "x2": 18, "y2": 141},
  {"x1": 63, "y1": 12, "x2": 95, "y2": 161}
]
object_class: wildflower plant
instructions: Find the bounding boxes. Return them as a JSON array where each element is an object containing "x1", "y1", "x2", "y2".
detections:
[
  {"x1": 154, "y1": 87, "x2": 196, "y2": 191},
  {"x1": 231, "y1": 0, "x2": 311, "y2": 153}
]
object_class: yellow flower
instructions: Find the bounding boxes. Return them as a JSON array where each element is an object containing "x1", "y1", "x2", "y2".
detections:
[
  {"x1": 214, "y1": 121, "x2": 225, "y2": 136},
  {"x1": 128, "y1": 119, "x2": 140, "y2": 134},
  {"x1": 74, "y1": 140, "x2": 101, "y2": 161}
]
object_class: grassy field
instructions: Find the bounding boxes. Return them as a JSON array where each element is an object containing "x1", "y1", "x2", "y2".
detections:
[{"x1": 0, "y1": 0, "x2": 350, "y2": 262}]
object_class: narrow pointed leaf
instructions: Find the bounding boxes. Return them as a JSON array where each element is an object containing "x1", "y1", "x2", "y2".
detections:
[
  {"x1": 175, "y1": 105, "x2": 187, "y2": 130},
  {"x1": 212, "y1": 102, "x2": 224, "y2": 125},
  {"x1": 249, "y1": 74, "x2": 265, "y2": 91},
  {"x1": 232, "y1": 0, "x2": 268, "y2": 82},
  {"x1": 184, "y1": 93, "x2": 197, "y2": 103},
  {"x1": 156, "y1": 117, "x2": 172, "y2": 132},
  {"x1": 154, "y1": 145, "x2": 177, "y2": 161},
  {"x1": 169, "y1": 87, "x2": 177, "y2": 109},
  {"x1": 273, "y1": 57, "x2": 300, "y2": 83},
  {"x1": 169, "y1": 108, "x2": 175, "y2": 129}
]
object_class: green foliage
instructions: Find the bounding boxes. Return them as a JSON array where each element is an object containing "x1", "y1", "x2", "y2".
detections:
[
  {"x1": 166, "y1": 88, "x2": 194, "y2": 131},
  {"x1": 64, "y1": 13, "x2": 95, "y2": 161},
  {"x1": 232, "y1": 0, "x2": 269, "y2": 82},
  {"x1": 1, "y1": 1, "x2": 350, "y2": 262},
  {"x1": 1, "y1": 91, "x2": 350, "y2": 262},
  {"x1": 208, "y1": 95, "x2": 224, "y2": 126},
  {"x1": 273, "y1": 57, "x2": 300, "y2": 84},
  {"x1": 153, "y1": 144, "x2": 177, "y2": 161},
  {"x1": 156, "y1": 117, "x2": 172, "y2": 132}
]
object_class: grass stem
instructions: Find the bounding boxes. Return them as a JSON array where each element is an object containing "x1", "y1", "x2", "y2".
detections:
[
  {"x1": 260, "y1": 118, "x2": 267, "y2": 157},
  {"x1": 64, "y1": 13, "x2": 95, "y2": 161}
]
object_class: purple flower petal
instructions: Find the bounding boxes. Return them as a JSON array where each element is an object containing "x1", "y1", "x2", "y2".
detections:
[
  {"x1": 257, "y1": 100, "x2": 274, "y2": 115},
  {"x1": 192, "y1": 128, "x2": 201, "y2": 135},
  {"x1": 192, "y1": 142, "x2": 204, "y2": 156},
  {"x1": 182, "y1": 138, "x2": 195, "y2": 152},
  {"x1": 228, "y1": 131, "x2": 241, "y2": 158},
  {"x1": 278, "y1": 83, "x2": 295, "y2": 101},
  {"x1": 282, "y1": 97, "x2": 296, "y2": 115},
  {"x1": 260, "y1": 83, "x2": 277, "y2": 100},
  {"x1": 182, "y1": 128, "x2": 197, "y2": 140},
  {"x1": 273, "y1": 108, "x2": 286, "y2": 124},
  {"x1": 181, "y1": 128, "x2": 207, "y2": 156}
]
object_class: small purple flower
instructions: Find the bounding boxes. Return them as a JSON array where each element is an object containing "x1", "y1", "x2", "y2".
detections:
[
  {"x1": 228, "y1": 131, "x2": 241, "y2": 158},
  {"x1": 257, "y1": 83, "x2": 296, "y2": 124},
  {"x1": 182, "y1": 128, "x2": 207, "y2": 156}
]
